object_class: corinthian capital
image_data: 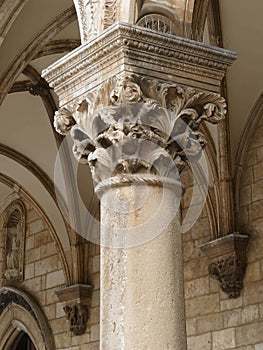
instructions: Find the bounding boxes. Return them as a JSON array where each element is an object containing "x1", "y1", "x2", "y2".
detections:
[{"x1": 54, "y1": 75, "x2": 226, "y2": 186}]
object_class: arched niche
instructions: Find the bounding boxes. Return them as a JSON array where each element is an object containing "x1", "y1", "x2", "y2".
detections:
[
  {"x1": 0, "y1": 287, "x2": 55, "y2": 350},
  {"x1": 1, "y1": 200, "x2": 26, "y2": 283}
]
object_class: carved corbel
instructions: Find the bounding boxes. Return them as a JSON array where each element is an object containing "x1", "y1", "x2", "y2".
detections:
[
  {"x1": 55, "y1": 284, "x2": 92, "y2": 335},
  {"x1": 200, "y1": 233, "x2": 249, "y2": 298}
]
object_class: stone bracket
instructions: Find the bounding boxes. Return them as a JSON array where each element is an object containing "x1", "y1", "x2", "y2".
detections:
[
  {"x1": 55, "y1": 284, "x2": 92, "y2": 335},
  {"x1": 199, "y1": 233, "x2": 249, "y2": 298}
]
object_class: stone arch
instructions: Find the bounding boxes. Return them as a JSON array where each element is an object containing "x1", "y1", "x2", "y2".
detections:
[
  {"x1": 0, "y1": 5, "x2": 76, "y2": 105},
  {"x1": 0, "y1": 287, "x2": 55, "y2": 350},
  {"x1": 181, "y1": 124, "x2": 220, "y2": 241},
  {"x1": 9, "y1": 331, "x2": 36, "y2": 350},
  {"x1": 0, "y1": 0, "x2": 30, "y2": 48},
  {"x1": 191, "y1": 0, "x2": 210, "y2": 41},
  {"x1": 235, "y1": 93, "x2": 263, "y2": 228}
]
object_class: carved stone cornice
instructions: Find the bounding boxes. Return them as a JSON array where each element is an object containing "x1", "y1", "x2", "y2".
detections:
[
  {"x1": 55, "y1": 284, "x2": 92, "y2": 336},
  {"x1": 52, "y1": 74, "x2": 226, "y2": 187},
  {"x1": 42, "y1": 22, "x2": 236, "y2": 106},
  {"x1": 200, "y1": 233, "x2": 249, "y2": 298}
]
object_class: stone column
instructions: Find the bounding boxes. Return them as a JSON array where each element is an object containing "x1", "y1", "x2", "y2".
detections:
[
  {"x1": 99, "y1": 184, "x2": 186, "y2": 349},
  {"x1": 51, "y1": 74, "x2": 228, "y2": 348},
  {"x1": 42, "y1": 22, "x2": 235, "y2": 349}
]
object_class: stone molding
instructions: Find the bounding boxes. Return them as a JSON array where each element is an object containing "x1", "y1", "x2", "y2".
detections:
[
  {"x1": 200, "y1": 233, "x2": 249, "y2": 298},
  {"x1": 42, "y1": 22, "x2": 236, "y2": 106},
  {"x1": 52, "y1": 74, "x2": 226, "y2": 184},
  {"x1": 103, "y1": 0, "x2": 118, "y2": 30},
  {"x1": 55, "y1": 284, "x2": 93, "y2": 335},
  {"x1": 0, "y1": 286, "x2": 55, "y2": 350}
]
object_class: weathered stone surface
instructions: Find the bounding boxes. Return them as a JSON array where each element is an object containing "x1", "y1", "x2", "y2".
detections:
[
  {"x1": 187, "y1": 332, "x2": 212, "y2": 350},
  {"x1": 236, "y1": 322, "x2": 263, "y2": 347},
  {"x1": 186, "y1": 294, "x2": 219, "y2": 317},
  {"x1": 212, "y1": 328, "x2": 236, "y2": 349}
]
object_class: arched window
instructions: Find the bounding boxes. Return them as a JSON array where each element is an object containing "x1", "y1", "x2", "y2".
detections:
[{"x1": 10, "y1": 332, "x2": 36, "y2": 350}]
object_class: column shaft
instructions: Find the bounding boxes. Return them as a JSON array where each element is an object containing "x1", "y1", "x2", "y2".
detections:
[{"x1": 100, "y1": 184, "x2": 187, "y2": 350}]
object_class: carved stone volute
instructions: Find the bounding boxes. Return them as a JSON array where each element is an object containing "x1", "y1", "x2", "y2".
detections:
[{"x1": 54, "y1": 75, "x2": 226, "y2": 189}]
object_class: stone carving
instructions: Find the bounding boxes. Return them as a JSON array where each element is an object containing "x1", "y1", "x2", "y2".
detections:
[
  {"x1": 5, "y1": 229, "x2": 20, "y2": 279},
  {"x1": 75, "y1": 0, "x2": 89, "y2": 43},
  {"x1": 85, "y1": 0, "x2": 99, "y2": 39},
  {"x1": 104, "y1": 0, "x2": 118, "y2": 29},
  {"x1": 209, "y1": 256, "x2": 247, "y2": 298},
  {"x1": 0, "y1": 290, "x2": 36, "y2": 321},
  {"x1": 200, "y1": 233, "x2": 249, "y2": 299},
  {"x1": 64, "y1": 303, "x2": 89, "y2": 335},
  {"x1": 137, "y1": 14, "x2": 175, "y2": 34},
  {"x1": 55, "y1": 284, "x2": 92, "y2": 336},
  {"x1": 28, "y1": 79, "x2": 49, "y2": 97},
  {"x1": 54, "y1": 107, "x2": 75, "y2": 135},
  {"x1": 74, "y1": 0, "x2": 99, "y2": 42},
  {"x1": 54, "y1": 75, "x2": 226, "y2": 184},
  {"x1": 3, "y1": 201, "x2": 25, "y2": 281},
  {"x1": 42, "y1": 24, "x2": 236, "y2": 103},
  {"x1": 0, "y1": 288, "x2": 56, "y2": 350}
]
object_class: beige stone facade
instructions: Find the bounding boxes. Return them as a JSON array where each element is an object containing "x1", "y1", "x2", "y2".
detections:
[{"x1": 0, "y1": 0, "x2": 263, "y2": 349}]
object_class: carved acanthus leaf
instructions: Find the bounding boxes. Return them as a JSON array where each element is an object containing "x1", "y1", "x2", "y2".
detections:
[{"x1": 54, "y1": 75, "x2": 226, "y2": 182}]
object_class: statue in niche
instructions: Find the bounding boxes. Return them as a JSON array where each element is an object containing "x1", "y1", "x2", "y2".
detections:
[
  {"x1": 4, "y1": 207, "x2": 23, "y2": 280},
  {"x1": 5, "y1": 228, "x2": 20, "y2": 278}
]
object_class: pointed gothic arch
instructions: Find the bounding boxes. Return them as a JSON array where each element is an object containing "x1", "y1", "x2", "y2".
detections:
[
  {"x1": 0, "y1": 287, "x2": 55, "y2": 350},
  {"x1": 235, "y1": 93, "x2": 263, "y2": 226}
]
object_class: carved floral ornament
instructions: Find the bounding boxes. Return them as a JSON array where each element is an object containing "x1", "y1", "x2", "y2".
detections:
[{"x1": 54, "y1": 75, "x2": 226, "y2": 187}]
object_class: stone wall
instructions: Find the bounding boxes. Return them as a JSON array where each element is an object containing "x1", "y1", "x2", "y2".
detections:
[
  {"x1": 184, "y1": 114, "x2": 263, "y2": 349},
  {"x1": 0, "y1": 201, "x2": 100, "y2": 350}
]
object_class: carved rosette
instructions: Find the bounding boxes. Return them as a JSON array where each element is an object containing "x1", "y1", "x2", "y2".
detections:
[{"x1": 54, "y1": 75, "x2": 226, "y2": 188}]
